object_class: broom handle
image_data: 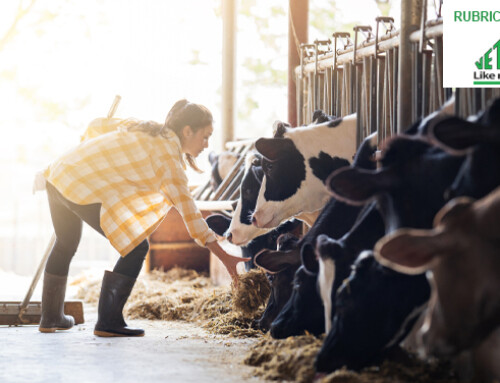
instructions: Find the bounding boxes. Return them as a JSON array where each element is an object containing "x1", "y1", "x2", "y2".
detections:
[
  {"x1": 107, "y1": 95, "x2": 121, "y2": 119},
  {"x1": 18, "y1": 233, "x2": 56, "y2": 321}
]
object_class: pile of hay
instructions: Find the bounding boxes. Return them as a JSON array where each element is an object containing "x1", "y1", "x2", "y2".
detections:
[
  {"x1": 244, "y1": 334, "x2": 324, "y2": 382},
  {"x1": 244, "y1": 336, "x2": 461, "y2": 383},
  {"x1": 73, "y1": 267, "x2": 270, "y2": 337}
]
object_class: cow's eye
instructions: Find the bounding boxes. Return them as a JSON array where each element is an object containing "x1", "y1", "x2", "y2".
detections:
[{"x1": 264, "y1": 162, "x2": 273, "y2": 173}]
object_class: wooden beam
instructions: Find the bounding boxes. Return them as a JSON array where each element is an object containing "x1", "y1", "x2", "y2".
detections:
[{"x1": 288, "y1": 0, "x2": 308, "y2": 127}]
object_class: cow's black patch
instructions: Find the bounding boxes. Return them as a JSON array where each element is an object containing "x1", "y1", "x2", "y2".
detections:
[
  {"x1": 309, "y1": 152, "x2": 350, "y2": 183},
  {"x1": 259, "y1": 138, "x2": 306, "y2": 202},
  {"x1": 327, "y1": 117, "x2": 343, "y2": 128},
  {"x1": 239, "y1": 164, "x2": 264, "y2": 225}
]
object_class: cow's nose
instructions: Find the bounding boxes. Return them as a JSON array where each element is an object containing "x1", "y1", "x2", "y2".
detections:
[{"x1": 226, "y1": 233, "x2": 233, "y2": 244}]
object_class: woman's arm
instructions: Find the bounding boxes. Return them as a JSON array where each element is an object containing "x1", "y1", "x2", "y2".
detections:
[{"x1": 206, "y1": 240, "x2": 251, "y2": 286}]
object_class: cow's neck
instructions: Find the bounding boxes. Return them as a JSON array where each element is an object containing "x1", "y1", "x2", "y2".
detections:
[{"x1": 296, "y1": 210, "x2": 320, "y2": 227}]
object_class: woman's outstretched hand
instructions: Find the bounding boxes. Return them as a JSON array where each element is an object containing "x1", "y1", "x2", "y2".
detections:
[{"x1": 206, "y1": 241, "x2": 251, "y2": 287}]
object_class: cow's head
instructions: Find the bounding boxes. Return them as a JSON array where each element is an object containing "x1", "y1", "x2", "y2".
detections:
[
  {"x1": 314, "y1": 251, "x2": 430, "y2": 373},
  {"x1": 375, "y1": 191, "x2": 500, "y2": 358},
  {"x1": 429, "y1": 105, "x2": 500, "y2": 200},
  {"x1": 269, "y1": 265, "x2": 325, "y2": 339},
  {"x1": 312, "y1": 203, "x2": 385, "y2": 334},
  {"x1": 327, "y1": 136, "x2": 464, "y2": 232},
  {"x1": 227, "y1": 152, "x2": 272, "y2": 245}
]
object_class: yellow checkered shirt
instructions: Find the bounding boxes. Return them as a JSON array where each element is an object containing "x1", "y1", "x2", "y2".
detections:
[{"x1": 44, "y1": 126, "x2": 216, "y2": 256}]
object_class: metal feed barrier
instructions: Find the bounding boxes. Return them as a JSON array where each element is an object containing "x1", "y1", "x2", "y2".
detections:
[{"x1": 295, "y1": 12, "x2": 500, "y2": 147}]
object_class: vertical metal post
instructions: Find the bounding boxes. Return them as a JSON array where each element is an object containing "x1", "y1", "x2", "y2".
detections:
[
  {"x1": 222, "y1": 0, "x2": 236, "y2": 145},
  {"x1": 398, "y1": 0, "x2": 422, "y2": 133},
  {"x1": 288, "y1": 0, "x2": 309, "y2": 127}
]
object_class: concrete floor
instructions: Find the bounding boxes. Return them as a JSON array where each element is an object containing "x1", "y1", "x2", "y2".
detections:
[{"x1": 0, "y1": 304, "x2": 264, "y2": 383}]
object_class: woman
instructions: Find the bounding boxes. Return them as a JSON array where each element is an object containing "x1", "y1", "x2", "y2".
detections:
[{"x1": 39, "y1": 99, "x2": 249, "y2": 337}]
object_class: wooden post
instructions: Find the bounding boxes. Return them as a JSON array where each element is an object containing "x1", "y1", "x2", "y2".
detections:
[
  {"x1": 288, "y1": 0, "x2": 308, "y2": 127},
  {"x1": 222, "y1": 0, "x2": 236, "y2": 145},
  {"x1": 397, "y1": 0, "x2": 422, "y2": 133}
]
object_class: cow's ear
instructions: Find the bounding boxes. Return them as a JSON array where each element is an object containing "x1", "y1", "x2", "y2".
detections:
[
  {"x1": 208, "y1": 151, "x2": 218, "y2": 165},
  {"x1": 206, "y1": 214, "x2": 231, "y2": 236},
  {"x1": 374, "y1": 228, "x2": 451, "y2": 275},
  {"x1": 301, "y1": 243, "x2": 319, "y2": 275},
  {"x1": 326, "y1": 166, "x2": 397, "y2": 206},
  {"x1": 255, "y1": 138, "x2": 293, "y2": 161},
  {"x1": 272, "y1": 120, "x2": 291, "y2": 138},
  {"x1": 429, "y1": 117, "x2": 494, "y2": 155},
  {"x1": 254, "y1": 248, "x2": 301, "y2": 274}
]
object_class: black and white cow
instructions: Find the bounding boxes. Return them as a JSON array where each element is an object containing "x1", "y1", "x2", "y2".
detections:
[
  {"x1": 314, "y1": 121, "x2": 466, "y2": 372},
  {"x1": 314, "y1": 251, "x2": 430, "y2": 372},
  {"x1": 251, "y1": 114, "x2": 358, "y2": 230},
  {"x1": 262, "y1": 133, "x2": 379, "y2": 339},
  {"x1": 266, "y1": 198, "x2": 362, "y2": 339},
  {"x1": 227, "y1": 111, "x2": 340, "y2": 246},
  {"x1": 251, "y1": 233, "x2": 302, "y2": 331},
  {"x1": 311, "y1": 202, "x2": 385, "y2": 333}
]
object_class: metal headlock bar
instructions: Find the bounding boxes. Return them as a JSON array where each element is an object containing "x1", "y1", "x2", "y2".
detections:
[{"x1": 295, "y1": 15, "x2": 500, "y2": 146}]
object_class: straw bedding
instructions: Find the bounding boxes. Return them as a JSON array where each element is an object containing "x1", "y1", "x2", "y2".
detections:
[
  {"x1": 73, "y1": 267, "x2": 270, "y2": 337},
  {"x1": 243, "y1": 335, "x2": 461, "y2": 383},
  {"x1": 73, "y1": 268, "x2": 460, "y2": 382}
]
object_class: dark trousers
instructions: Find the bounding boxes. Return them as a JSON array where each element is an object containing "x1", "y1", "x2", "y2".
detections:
[{"x1": 45, "y1": 182, "x2": 149, "y2": 279}]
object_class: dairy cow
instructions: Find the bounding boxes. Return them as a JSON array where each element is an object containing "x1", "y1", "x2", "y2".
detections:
[
  {"x1": 375, "y1": 188, "x2": 500, "y2": 356},
  {"x1": 375, "y1": 188, "x2": 500, "y2": 382},
  {"x1": 252, "y1": 233, "x2": 302, "y2": 331},
  {"x1": 251, "y1": 114, "x2": 357, "y2": 230},
  {"x1": 312, "y1": 202, "x2": 385, "y2": 333},
  {"x1": 263, "y1": 133, "x2": 379, "y2": 339},
  {"x1": 429, "y1": 98, "x2": 500, "y2": 199},
  {"x1": 267, "y1": 198, "x2": 362, "y2": 338},
  {"x1": 315, "y1": 251, "x2": 430, "y2": 372},
  {"x1": 314, "y1": 127, "x2": 466, "y2": 372},
  {"x1": 228, "y1": 111, "x2": 340, "y2": 245}
]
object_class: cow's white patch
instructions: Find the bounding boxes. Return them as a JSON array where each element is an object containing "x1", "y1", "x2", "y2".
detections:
[
  {"x1": 228, "y1": 198, "x2": 271, "y2": 245},
  {"x1": 253, "y1": 114, "x2": 357, "y2": 230},
  {"x1": 319, "y1": 257, "x2": 336, "y2": 333}
]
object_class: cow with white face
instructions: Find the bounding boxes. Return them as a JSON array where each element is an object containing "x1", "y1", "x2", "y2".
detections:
[
  {"x1": 227, "y1": 111, "x2": 341, "y2": 246},
  {"x1": 252, "y1": 114, "x2": 358, "y2": 229},
  {"x1": 227, "y1": 151, "x2": 273, "y2": 246}
]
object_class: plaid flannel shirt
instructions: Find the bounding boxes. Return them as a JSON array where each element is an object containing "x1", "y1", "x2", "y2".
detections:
[{"x1": 44, "y1": 125, "x2": 215, "y2": 256}]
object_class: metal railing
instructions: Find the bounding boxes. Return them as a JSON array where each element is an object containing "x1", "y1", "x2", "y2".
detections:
[{"x1": 295, "y1": 15, "x2": 500, "y2": 147}]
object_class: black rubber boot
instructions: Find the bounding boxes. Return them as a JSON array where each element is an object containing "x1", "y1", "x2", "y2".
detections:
[
  {"x1": 39, "y1": 272, "x2": 75, "y2": 333},
  {"x1": 94, "y1": 270, "x2": 144, "y2": 337}
]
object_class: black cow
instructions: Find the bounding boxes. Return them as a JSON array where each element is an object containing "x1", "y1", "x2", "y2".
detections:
[
  {"x1": 315, "y1": 118, "x2": 466, "y2": 372},
  {"x1": 252, "y1": 233, "x2": 302, "y2": 331},
  {"x1": 315, "y1": 252, "x2": 430, "y2": 372},
  {"x1": 310, "y1": 202, "x2": 385, "y2": 334}
]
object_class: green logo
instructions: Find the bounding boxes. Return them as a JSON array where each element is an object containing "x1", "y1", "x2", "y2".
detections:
[{"x1": 473, "y1": 39, "x2": 500, "y2": 85}]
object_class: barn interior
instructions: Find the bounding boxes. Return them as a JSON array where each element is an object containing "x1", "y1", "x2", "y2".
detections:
[{"x1": 1, "y1": 1, "x2": 499, "y2": 383}]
